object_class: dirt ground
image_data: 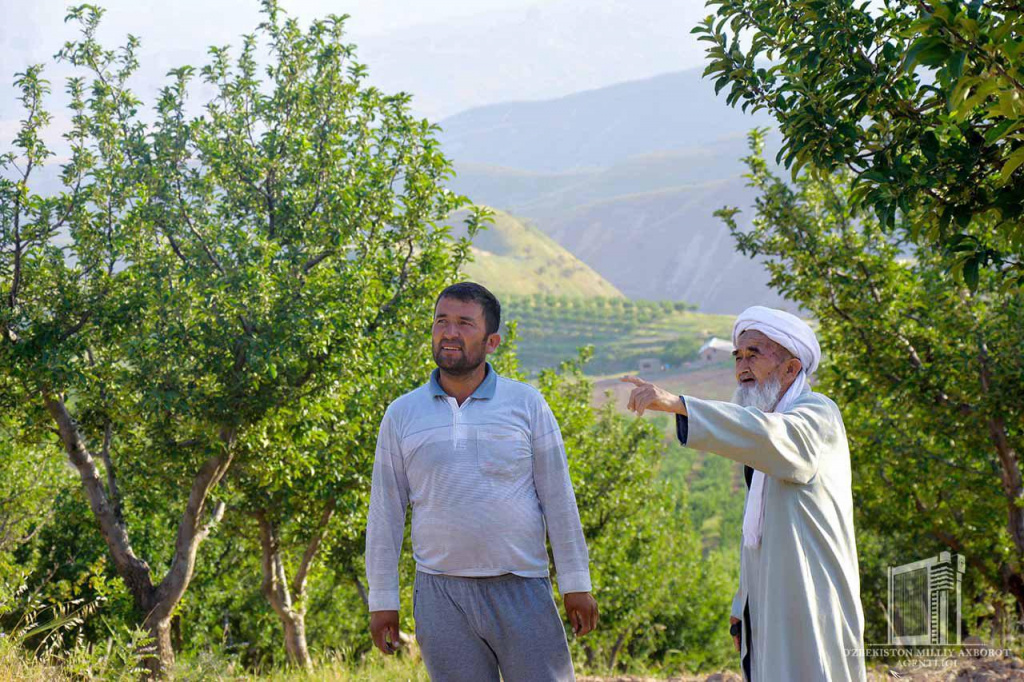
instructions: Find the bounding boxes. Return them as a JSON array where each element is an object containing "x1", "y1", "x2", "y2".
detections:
[{"x1": 577, "y1": 654, "x2": 1024, "y2": 681}]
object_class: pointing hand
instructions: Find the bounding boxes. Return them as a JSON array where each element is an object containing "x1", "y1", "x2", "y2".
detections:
[{"x1": 620, "y1": 376, "x2": 686, "y2": 417}]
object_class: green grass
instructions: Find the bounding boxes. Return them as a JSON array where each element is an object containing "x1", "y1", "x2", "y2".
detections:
[
  {"x1": 179, "y1": 650, "x2": 432, "y2": 681},
  {"x1": 0, "y1": 656, "x2": 428, "y2": 682},
  {"x1": 504, "y1": 294, "x2": 734, "y2": 375}
]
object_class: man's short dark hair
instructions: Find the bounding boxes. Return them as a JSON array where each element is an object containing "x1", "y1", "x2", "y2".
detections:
[{"x1": 435, "y1": 282, "x2": 501, "y2": 335}]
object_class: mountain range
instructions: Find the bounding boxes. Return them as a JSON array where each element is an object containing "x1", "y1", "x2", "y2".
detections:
[{"x1": 438, "y1": 68, "x2": 793, "y2": 314}]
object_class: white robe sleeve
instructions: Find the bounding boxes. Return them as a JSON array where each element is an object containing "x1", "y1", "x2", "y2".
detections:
[{"x1": 682, "y1": 394, "x2": 839, "y2": 484}]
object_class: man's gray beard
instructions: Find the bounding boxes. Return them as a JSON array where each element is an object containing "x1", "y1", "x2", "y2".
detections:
[{"x1": 732, "y1": 374, "x2": 784, "y2": 412}]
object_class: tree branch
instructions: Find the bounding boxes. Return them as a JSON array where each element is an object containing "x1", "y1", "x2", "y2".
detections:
[
  {"x1": 292, "y1": 497, "x2": 336, "y2": 599},
  {"x1": 152, "y1": 428, "x2": 235, "y2": 617},
  {"x1": 255, "y1": 510, "x2": 293, "y2": 616},
  {"x1": 99, "y1": 421, "x2": 123, "y2": 523},
  {"x1": 42, "y1": 393, "x2": 154, "y2": 599},
  {"x1": 365, "y1": 239, "x2": 416, "y2": 336},
  {"x1": 301, "y1": 249, "x2": 335, "y2": 273}
]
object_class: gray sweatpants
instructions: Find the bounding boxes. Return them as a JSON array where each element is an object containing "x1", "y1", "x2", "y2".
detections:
[{"x1": 413, "y1": 572, "x2": 575, "y2": 682}]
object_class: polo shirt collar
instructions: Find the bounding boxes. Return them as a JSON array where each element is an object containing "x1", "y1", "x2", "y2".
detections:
[{"x1": 429, "y1": 362, "x2": 498, "y2": 400}]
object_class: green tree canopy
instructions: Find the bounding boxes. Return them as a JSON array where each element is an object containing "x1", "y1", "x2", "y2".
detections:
[
  {"x1": 0, "y1": 2, "x2": 480, "y2": 675},
  {"x1": 538, "y1": 350, "x2": 735, "y2": 674},
  {"x1": 696, "y1": 0, "x2": 1024, "y2": 287},
  {"x1": 717, "y1": 130, "x2": 1024, "y2": 636}
]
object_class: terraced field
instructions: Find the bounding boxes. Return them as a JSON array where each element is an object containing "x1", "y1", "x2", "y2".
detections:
[{"x1": 505, "y1": 294, "x2": 735, "y2": 375}]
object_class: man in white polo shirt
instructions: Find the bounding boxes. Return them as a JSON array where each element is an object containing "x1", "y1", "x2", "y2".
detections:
[{"x1": 365, "y1": 282, "x2": 598, "y2": 682}]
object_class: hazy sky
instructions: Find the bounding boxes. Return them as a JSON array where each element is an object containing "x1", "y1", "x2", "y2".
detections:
[
  {"x1": 0, "y1": 0, "x2": 542, "y2": 48},
  {"x1": 0, "y1": 0, "x2": 707, "y2": 143},
  {"x1": 1, "y1": 0, "x2": 564, "y2": 75}
]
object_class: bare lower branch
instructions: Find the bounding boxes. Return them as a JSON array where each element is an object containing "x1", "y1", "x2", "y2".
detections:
[
  {"x1": 292, "y1": 497, "x2": 336, "y2": 598},
  {"x1": 42, "y1": 393, "x2": 154, "y2": 598},
  {"x1": 99, "y1": 421, "x2": 123, "y2": 523},
  {"x1": 256, "y1": 510, "x2": 293, "y2": 615},
  {"x1": 153, "y1": 429, "x2": 235, "y2": 617}
]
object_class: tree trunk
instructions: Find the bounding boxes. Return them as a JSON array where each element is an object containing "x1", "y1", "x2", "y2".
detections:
[
  {"x1": 972, "y1": 327, "x2": 1024, "y2": 616},
  {"x1": 281, "y1": 609, "x2": 312, "y2": 670},
  {"x1": 43, "y1": 394, "x2": 231, "y2": 679},
  {"x1": 141, "y1": 616, "x2": 175, "y2": 679},
  {"x1": 255, "y1": 511, "x2": 314, "y2": 671},
  {"x1": 254, "y1": 498, "x2": 340, "y2": 670},
  {"x1": 351, "y1": 571, "x2": 369, "y2": 610},
  {"x1": 607, "y1": 631, "x2": 626, "y2": 671},
  {"x1": 582, "y1": 643, "x2": 595, "y2": 669}
]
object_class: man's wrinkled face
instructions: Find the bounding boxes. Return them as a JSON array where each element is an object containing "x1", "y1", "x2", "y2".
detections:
[
  {"x1": 731, "y1": 330, "x2": 801, "y2": 410},
  {"x1": 431, "y1": 296, "x2": 498, "y2": 376},
  {"x1": 733, "y1": 330, "x2": 790, "y2": 387}
]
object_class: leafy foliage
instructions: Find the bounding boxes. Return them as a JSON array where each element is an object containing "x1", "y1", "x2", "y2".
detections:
[
  {"x1": 717, "y1": 130, "x2": 1024, "y2": 639},
  {"x1": 0, "y1": 1, "x2": 747, "y2": 677},
  {"x1": 0, "y1": 0, "x2": 480, "y2": 673},
  {"x1": 540, "y1": 350, "x2": 737, "y2": 674},
  {"x1": 695, "y1": 0, "x2": 1024, "y2": 286}
]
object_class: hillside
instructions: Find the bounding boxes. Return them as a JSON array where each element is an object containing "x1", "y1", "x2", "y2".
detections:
[
  {"x1": 449, "y1": 133, "x2": 780, "y2": 219},
  {"x1": 450, "y1": 163, "x2": 789, "y2": 314},
  {"x1": 502, "y1": 294, "x2": 734, "y2": 375},
  {"x1": 439, "y1": 68, "x2": 794, "y2": 314},
  {"x1": 454, "y1": 209, "x2": 623, "y2": 298},
  {"x1": 541, "y1": 180, "x2": 790, "y2": 311}
]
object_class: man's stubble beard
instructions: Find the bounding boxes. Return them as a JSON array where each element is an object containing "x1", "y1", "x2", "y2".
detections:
[
  {"x1": 732, "y1": 372, "x2": 784, "y2": 412},
  {"x1": 432, "y1": 339, "x2": 488, "y2": 376}
]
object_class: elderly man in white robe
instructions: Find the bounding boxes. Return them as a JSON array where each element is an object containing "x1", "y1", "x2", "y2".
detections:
[{"x1": 622, "y1": 306, "x2": 866, "y2": 681}]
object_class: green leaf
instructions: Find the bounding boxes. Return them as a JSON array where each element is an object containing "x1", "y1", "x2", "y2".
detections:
[
  {"x1": 947, "y1": 52, "x2": 966, "y2": 80},
  {"x1": 984, "y1": 119, "x2": 1017, "y2": 145},
  {"x1": 999, "y1": 147, "x2": 1024, "y2": 185},
  {"x1": 904, "y1": 36, "x2": 948, "y2": 73},
  {"x1": 963, "y1": 255, "x2": 980, "y2": 291}
]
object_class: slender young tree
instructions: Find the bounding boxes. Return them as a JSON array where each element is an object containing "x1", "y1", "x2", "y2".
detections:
[
  {"x1": 0, "y1": 2, "x2": 481, "y2": 675},
  {"x1": 235, "y1": 331, "x2": 441, "y2": 670}
]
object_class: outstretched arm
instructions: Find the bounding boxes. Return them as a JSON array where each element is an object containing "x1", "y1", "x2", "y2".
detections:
[
  {"x1": 681, "y1": 395, "x2": 835, "y2": 484},
  {"x1": 622, "y1": 376, "x2": 836, "y2": 484}
]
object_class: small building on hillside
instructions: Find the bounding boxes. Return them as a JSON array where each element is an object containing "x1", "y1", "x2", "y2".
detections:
[
  {"x1": 699, "y1": 337, "x2": 735, "y2": 362},
  {"x1": 637, "y1": 357, "x2": 661, "y2": 373}
]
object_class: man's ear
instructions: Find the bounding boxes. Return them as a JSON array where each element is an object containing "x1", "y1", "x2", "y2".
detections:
[
  {"x1": 486, "y1": 333, "x2": 502, "y2": 354},
  {"x1": 787, "y1": 357, "x2": 803, "y2": 379}
]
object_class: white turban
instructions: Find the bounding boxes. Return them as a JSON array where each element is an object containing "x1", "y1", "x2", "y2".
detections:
[
  {"x1": 732, "y1": 306, "x2": 820, "y2": 375},
  {"x1": 733, "y1": 306, "x2": 820, "y2": 550}
]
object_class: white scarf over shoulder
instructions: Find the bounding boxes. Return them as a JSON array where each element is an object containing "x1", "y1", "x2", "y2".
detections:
[{"x1": 733, "y1": 306, "x2": 821, "y2": 548}]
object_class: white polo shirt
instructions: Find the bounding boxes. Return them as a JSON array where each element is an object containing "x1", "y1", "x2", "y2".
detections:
[{"x1": 364, "y1": 364, "x2": 592, "y2": 612}]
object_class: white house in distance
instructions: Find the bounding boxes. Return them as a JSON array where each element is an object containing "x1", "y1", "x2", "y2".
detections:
[{"x1": 699, "y1": 337, "x2": 735, "y2": 362}]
